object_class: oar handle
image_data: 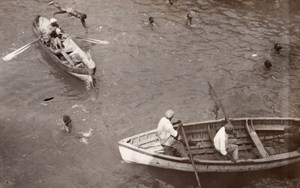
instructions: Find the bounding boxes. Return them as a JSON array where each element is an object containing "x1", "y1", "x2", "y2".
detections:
[{"x1": 180, "y1": 125, "x2": 202, "y2": 188}]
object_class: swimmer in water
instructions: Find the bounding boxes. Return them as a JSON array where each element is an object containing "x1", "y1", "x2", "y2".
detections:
[
  {"x1": 63, "y1": 115, "x2": 72, "y2": 133},
  {"x1": 62, "y1": 115, "x2": 94, "y2": 144},
  {"x1": 187, "y1": 12, "x2": 192, "y2": 27},
  {"x1": 274, "y1": 43, "x2": 282, "y2": 54},
  {"x1": 148, "y1": 17, "x2": 155, "y2": 26},
  {"x1": 264, "y1": 60, "x2": 272, "y2": 70}
]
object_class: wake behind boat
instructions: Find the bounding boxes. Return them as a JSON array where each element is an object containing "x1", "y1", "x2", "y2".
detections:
[
  {"x1": 32, "y1": 15, "x2": 96, "y2": 83},
  {"x1": 119, "y1": 117, "x2": 300, "y2": 173}
]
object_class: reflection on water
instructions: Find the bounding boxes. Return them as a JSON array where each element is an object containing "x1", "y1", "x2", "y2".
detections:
[{"x1": 1, "y1": 0, "x2": 300, "y2": 187}]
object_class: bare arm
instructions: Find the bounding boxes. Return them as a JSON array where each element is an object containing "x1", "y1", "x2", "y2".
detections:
[
  {"x1": 53, "y1": 10, "x2": 67, "y2": 17},
  {"x1": 80, "y1": 19, "x2": 87, "y2": 29},
  {"x1": 50, "y1": 2, "x2": 65, "y2": 11}
]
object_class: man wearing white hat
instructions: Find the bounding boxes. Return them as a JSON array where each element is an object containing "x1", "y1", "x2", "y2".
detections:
[
  {"x1": 42, "y1": 18, "x2": 61, "y2": 46},
  {"x1": 157, "y1": 109, "x2": 188, "y2": 157}
]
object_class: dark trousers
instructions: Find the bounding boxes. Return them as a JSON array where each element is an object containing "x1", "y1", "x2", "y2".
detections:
[{"x1": 162, "y1": 140, "x2": 188, "y2": 157}]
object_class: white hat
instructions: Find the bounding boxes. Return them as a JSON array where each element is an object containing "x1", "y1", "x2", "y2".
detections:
[
  {"x1": 55, "y1": 28, "x2": 61, "y2": 35},
  {"x1": 165, "y1": 109, "x2": 175, "y2": 119},
  {"x1": 50, "y1": 18, "x2": 57, "y2": 24}
]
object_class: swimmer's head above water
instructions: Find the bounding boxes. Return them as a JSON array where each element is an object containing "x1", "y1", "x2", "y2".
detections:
[
  {"x1": 63, "y1": 115, "x2": 72, "y2": 133},
  {"x1": 148, "y1": 17, "x2": 155, "y2": 26}
]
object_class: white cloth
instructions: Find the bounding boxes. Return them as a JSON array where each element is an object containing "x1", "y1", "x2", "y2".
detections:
[
  {"x1": 157, "y1": 117, "x2": 178, "y2": 146},
  {"x1": 214, "y1": 126, "x2": 228, "y2": 156},
  {"x1": 39, "y1": 17, "x2": 53, "y2": 41},
  {"x1": 62, "y1": 38, "x2": 96, "y2": 69}
]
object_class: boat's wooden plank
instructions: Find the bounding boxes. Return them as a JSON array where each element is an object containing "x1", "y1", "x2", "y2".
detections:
[
  {"x1": 189, "y1": 138, "x2": 254, "y2": 150},
  {"x1": 254, "y1": 124, "x2": 285, "y2": 131},
  {"x1": 190, "y1": 144, "x2": 253, "y2": 155},
  {"x1": 189, "y1": 132, "x2": 251, "y2": 142},
  {"x1": 61, "y1": 51, "x2": 74, "y2": 66},
  {"x1": 185, "y1": 127, "x2": 208, "y2": 134},
  {"x1": 135, "y1": 137, "x2": 159, "y2": 146},
  {"x1": 246, "y1": 120, "x2": 269, "y2": 158},
  {"x1": 189, "y1": 142, "x2": 213, "y2": 149}
]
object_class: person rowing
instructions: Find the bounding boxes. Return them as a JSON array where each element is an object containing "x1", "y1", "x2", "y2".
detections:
[
  {"x1": 50, "y1": 28, "x2": 65, "y2": 52},
  {"x1": 49, "y1": 1, "x2": 88, "y2": 32},
  {"x1": 41, "y1": 18, "x2": 60, "y2": 46}
]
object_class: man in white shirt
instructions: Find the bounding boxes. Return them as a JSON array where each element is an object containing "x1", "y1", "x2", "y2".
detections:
[
  {"x1": 214, "y1": 123, "x2": 238, "y2": 162},
  {"x1": 157, "y1": 110, "x2": 188, "y2": 157}
]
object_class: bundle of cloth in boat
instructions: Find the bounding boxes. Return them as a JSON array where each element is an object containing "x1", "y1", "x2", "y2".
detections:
[{"x1": 284, "y1": 126, "x2": 300, "y2": 152}]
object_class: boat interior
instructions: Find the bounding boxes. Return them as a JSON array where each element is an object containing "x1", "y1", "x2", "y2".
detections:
[
  {"x1": 35, "y1": 16, "x2": 86, "y2": 69},
  {"x1": 125, "y1": 118, "x2": 300, "y2": 161}
]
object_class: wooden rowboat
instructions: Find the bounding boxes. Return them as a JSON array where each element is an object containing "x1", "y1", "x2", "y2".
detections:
[
  {"x1": 119, "y1": 117, "x2": 300, "y2": 172},
  {"x1": 32, "y1": 15, "x2": 96, "y2": 84}
]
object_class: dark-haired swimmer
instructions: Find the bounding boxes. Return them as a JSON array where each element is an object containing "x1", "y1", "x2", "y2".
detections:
[
  {"x1": 63, "y1": 115, "x2": 72, "y2": 133},
  {"x1": 264, "y1": 60, "x2": 272, "y2": 70},
  {"x1": 187, "y1": 12, "x2": 192, "y2": 27},
  {"x1": 62, "y1": 115, "x2": 94, "y2": 144},
  {"x1": 148, "y1": 17, "x2": 155, "y2": 26},
  {"x1": 49, "y1": 1, "x2": 88, "y2": 32},
  {"x1": 274, "y1": 43, "x2": 282, "y2": 54}
]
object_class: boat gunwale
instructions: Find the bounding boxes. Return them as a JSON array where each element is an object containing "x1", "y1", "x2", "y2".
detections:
[
  {"x1": 32, "y1": 16, "x2": 95, "y2": 76},
  {"x1": 119, "y1": 117, "x2": 300, "y2": 165}
]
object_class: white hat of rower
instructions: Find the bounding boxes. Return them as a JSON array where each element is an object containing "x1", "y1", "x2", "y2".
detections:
[
  {"x1": 55, "y1": 28, "x2": 61, "y2": 35},
  {"x1": 165, "y1": 109, "x2": 175, "y2": 119},
  {"x1": 50, "y1": 18, "x2": 57, "y2": 24}
]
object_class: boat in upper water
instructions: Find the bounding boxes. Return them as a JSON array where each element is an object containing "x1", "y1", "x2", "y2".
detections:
[
  {"x1": 119, "y1": 117, "x2": 300, "y2": 173},
  {"x1": 32, "y1": 15, "x2": 96, "y2": 84}
]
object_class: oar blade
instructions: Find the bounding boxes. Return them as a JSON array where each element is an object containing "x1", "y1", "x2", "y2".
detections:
[
  {"x1": 2, "y1": 45, "x2": 32, "y2": 61},
  {"x1": 74, "y1": 36, "x2": 109, "y2": 45},
  {"x1": 89, "y1": 39, "x2": 109, "y2": 44},
  {"x1": 2, "y1": 38, "x2": 39, "y2": 62},
  {"x1": 82, "y1": 38, "x2": 109, "y2": 45}
]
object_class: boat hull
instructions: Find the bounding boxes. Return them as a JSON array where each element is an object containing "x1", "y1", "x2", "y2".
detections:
[
  {"x1": 119, "y1": 117, "x2": 300, "y2": 173},
  {"x1": 32, "y1": 16, "x2": 96, "y2": 83}
]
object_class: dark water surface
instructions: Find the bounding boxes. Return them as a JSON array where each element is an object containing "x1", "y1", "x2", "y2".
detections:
[{"x1": 1, "y1": 0, "x2": 300, "y2": 187}]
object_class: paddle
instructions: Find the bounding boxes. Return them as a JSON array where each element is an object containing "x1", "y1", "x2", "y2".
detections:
[
  {"x1": 74, "y1": 36, "x2": 109, "y2": 45},
  {"x1": 63, "y1": 33, "x2": 109, "y2": 45},
  {"x1": 3, "y1": 37, "x2": 40, "y2": 61},
  {"x1": 208, "y1": 81, "x2": 231, "y2": 124},
  {"x1": 180, "y1": 124, "x2": 202, "y2": 188}
]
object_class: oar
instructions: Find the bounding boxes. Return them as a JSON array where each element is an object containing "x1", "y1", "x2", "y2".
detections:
[
  {"x1": 3, "y1": 38, "x2": 40, "y2": 61},
  {"x1": 208, "y1": 81, "x2": 231, "y2": 124},
  {"x1": 180, "y1": 125, "x2": 202, "y2": 188},
  {"x1": 65, "y1": 34, "x2": 109, "y2": 45},
  {"x1": 74, "y1": 36, "x2": 109, "y2": 45}
]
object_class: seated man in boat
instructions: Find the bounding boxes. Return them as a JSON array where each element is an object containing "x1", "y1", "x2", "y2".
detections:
[
  {"x1": 157, "y1": 110, "x2": 188, "y2": 157},
  {"x1": 42, "y1": 18, "x2": 61, "y2": 46},
  {"x1": 214, "y1": 123, "x2": 239, "y2": 162},
  {"x1": 49, "y1": 1, "x2": 88, "y2": 32},
  {"x1": 50, "y1": 28, "x2": 64, "y2": 52},
  {"x1": 50, "y1": 17, "x2": 60, "y2": 29}
]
